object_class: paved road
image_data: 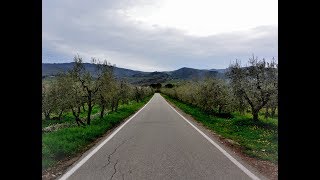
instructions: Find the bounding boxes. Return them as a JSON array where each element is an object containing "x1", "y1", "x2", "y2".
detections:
[{"x1": 59, "y1": 93, "x2": 264, "y2": 180}]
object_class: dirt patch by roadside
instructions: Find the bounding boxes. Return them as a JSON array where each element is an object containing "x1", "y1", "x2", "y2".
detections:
[{"x1": 165, "y1": 99, "x2": 278, "y2": 180}]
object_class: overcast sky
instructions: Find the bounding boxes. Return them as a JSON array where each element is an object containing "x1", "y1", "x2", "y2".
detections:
[{"x1": 42, "y1": 0, "x2": 278, "y2": 71}]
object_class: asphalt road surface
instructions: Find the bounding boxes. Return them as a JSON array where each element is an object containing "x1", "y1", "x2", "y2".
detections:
[{"x1": 59, "y1": 93, "x2": 265, "y2": 180}]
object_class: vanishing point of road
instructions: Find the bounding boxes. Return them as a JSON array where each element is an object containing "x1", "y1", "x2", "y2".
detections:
[{"x1": 58, "y1": 93, "x2": 267, "y2": 180}]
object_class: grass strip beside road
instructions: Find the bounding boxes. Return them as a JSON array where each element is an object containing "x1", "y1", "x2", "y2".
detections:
[
  {"x1": 162, "y1": 94, "x2": 278, "y2": 164},
  {"x1": 42, "y1": 95, "x2": 153, "y2": 170}
]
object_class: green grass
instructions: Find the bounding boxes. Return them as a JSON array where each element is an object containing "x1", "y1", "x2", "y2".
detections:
[
  {"x1": 162, "y1": 94, "x2": 278, "y2": 164},
  {"x1": 42, "y1": 96, "x2": 153, "y2": 170}
]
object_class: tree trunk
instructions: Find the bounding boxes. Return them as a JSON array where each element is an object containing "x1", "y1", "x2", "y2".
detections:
[
  {"x1": 111, "y1": 100, "x2": 114, "y2": 112},
  {"x1": 100, "y1": 104, "x2": 105, "y2": 119},
  {"x1": 87, "y1": 92, "x2": 92, "y2": 125},
  {"x1": 76, "y1": 117, "x2": 85, "y2": 126},
  {"x1": 240, "y1": 108, "x2": 245, "y2": 115},
  {"x1": 136, "y1": 93, "x2": 140, "y2": 102},
  {"x1": 82, "y1": 104, "x2": 86, "y2": 112},
  {"x1": 58, "y1": 109, "x2": 64, "y2": 120},
  {"x1": 271, "y1": 107, "x2": 276, "y2": 117},
  {"x1": 87, "y1": 104, "x2": 92, "y2": 125},
  {"x1": 115, "y1": 100, "x2": 119, "y2": 112},
  {"x1": 45, "y1": 111, "x2": 50, "y2": 120},
  {"x1": 72, "y1": 107, "x2": 85, "y2": 126},
  {"x1": 75, "y1": 118, "x2": 80, "y2": 126},
  {"x1": 252, "y1": 109, "x2": 259, "y2": 121},
  {"x1": 239, "y1": 100, "x2": 245, "y2": 115},
  {"x1": 218, "y1": 105, "x2": 222, "y2": 114},
  {"x1": 265, "y1": 107, "x2": 269, "y2": 119}
]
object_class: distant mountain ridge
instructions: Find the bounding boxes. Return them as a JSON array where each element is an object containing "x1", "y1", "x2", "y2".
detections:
[
  {"x1": 42, "y1": 62, "x2": 143, "y2": 78},
  {"x1": 42, "y1": 63, "x2": 227, "y2": 85}
]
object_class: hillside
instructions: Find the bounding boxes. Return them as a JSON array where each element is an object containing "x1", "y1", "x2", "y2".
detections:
[
  {"x1": 42, "y1": 63, "x2": 226, "y2": 85},
  {"x1": 169, "y1": 67, "x2": 218, "y2": 80},
  {"x1": 42, "y1": 63, "x2": 143, "y2": 78}
]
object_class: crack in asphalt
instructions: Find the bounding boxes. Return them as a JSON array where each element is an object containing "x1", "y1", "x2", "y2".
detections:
[
  {"x1": 109, "y1": 159, "x2": 139, "y2": 180},
  {"x1": 109, "y1": 159, "x2": 119, "y2": 180},
  {"x1": 101, "y1": 137, "x2": 134, "y2": 169},
  {"x1": 107, "y1": 157, "x2": 138, "y2": 180},
  {"x1": 101, "y1": 143, "x2": 122, "y2": 169},
  {"x1": 99, "y1": 136, "x2": 135, "y2": 180}
]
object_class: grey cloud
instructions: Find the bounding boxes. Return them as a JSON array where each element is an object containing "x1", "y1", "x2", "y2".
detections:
[{"x1": 43, "y1": 0, "x2": 278, "y2": 71}]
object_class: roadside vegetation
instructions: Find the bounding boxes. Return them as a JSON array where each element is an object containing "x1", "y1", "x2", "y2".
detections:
[
  {"x1": 43, "y1": 96, "x2": 151, "y2": 169},
  {"x1": 42, "y1": 55, "x2": 154, "y2": 170},
  {"x1": 161, "y1": 56, "x2": 278, "y2": 163},
  {"x1": 42, "y1": 54, "x2": 278, "y2": 170}
]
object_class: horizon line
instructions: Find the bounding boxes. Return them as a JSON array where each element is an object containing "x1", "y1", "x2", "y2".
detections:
[{"x1": 42, "y1": 61, "x2": 228, "y2": 72}]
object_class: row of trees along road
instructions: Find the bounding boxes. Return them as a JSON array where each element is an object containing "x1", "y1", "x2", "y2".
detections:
[
  {"x1": 42, "y1": 55, "x2": 154, "y2": 126},
  {"x1": 161, "y1": 55, "x2": 278, "y2": 121}
]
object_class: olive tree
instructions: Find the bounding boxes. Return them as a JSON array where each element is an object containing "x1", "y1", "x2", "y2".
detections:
[
  {"x1": 42, "y1": 83, "x2": 53, "y2": 120},
  {"x1": 96, "y1": 63, "x2": 114, "y2": 119},
  {"x1": 230, "y1": 88, "x2": 249, "y2": 115},
  {"x1": 118, "y1": 80, "x2": 131, "y2": 105},
  {"x1": 211, "y1": 79, "x2": 233, "y2": 114},
  {"x1": 71, "y1": 55, "x2": 112, "y2": 125},
  {"x1": 42, "y1": 79, "x2": 63, "y2": 120},
  {"x1": 195, "y1": 78, "x2": 232, "y2": 114},
  {"x1": 177, "y1": 81, "x2": 199, "y2": 105},
  {"x1": 50, "y1": 73, "x2": 73, "y2": 120},
  {"x1": 134, "y1": 86, "x2": 143, "y2": 102},
  {"x1": 66, "y1": 74, "x2": 86, "y2": 126},
  {"x1": 196, "y1": 80, "x2": 214, "y2": 113},
  {"x1": 227, "y1": 56, "x2": 278, "y2": 121},
  {"x1": 110, "y1": 81, "x2": 121, "y2": 112},
  {"x1": 265, "y1": 85, "x2": 278, "y2": 118}
]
